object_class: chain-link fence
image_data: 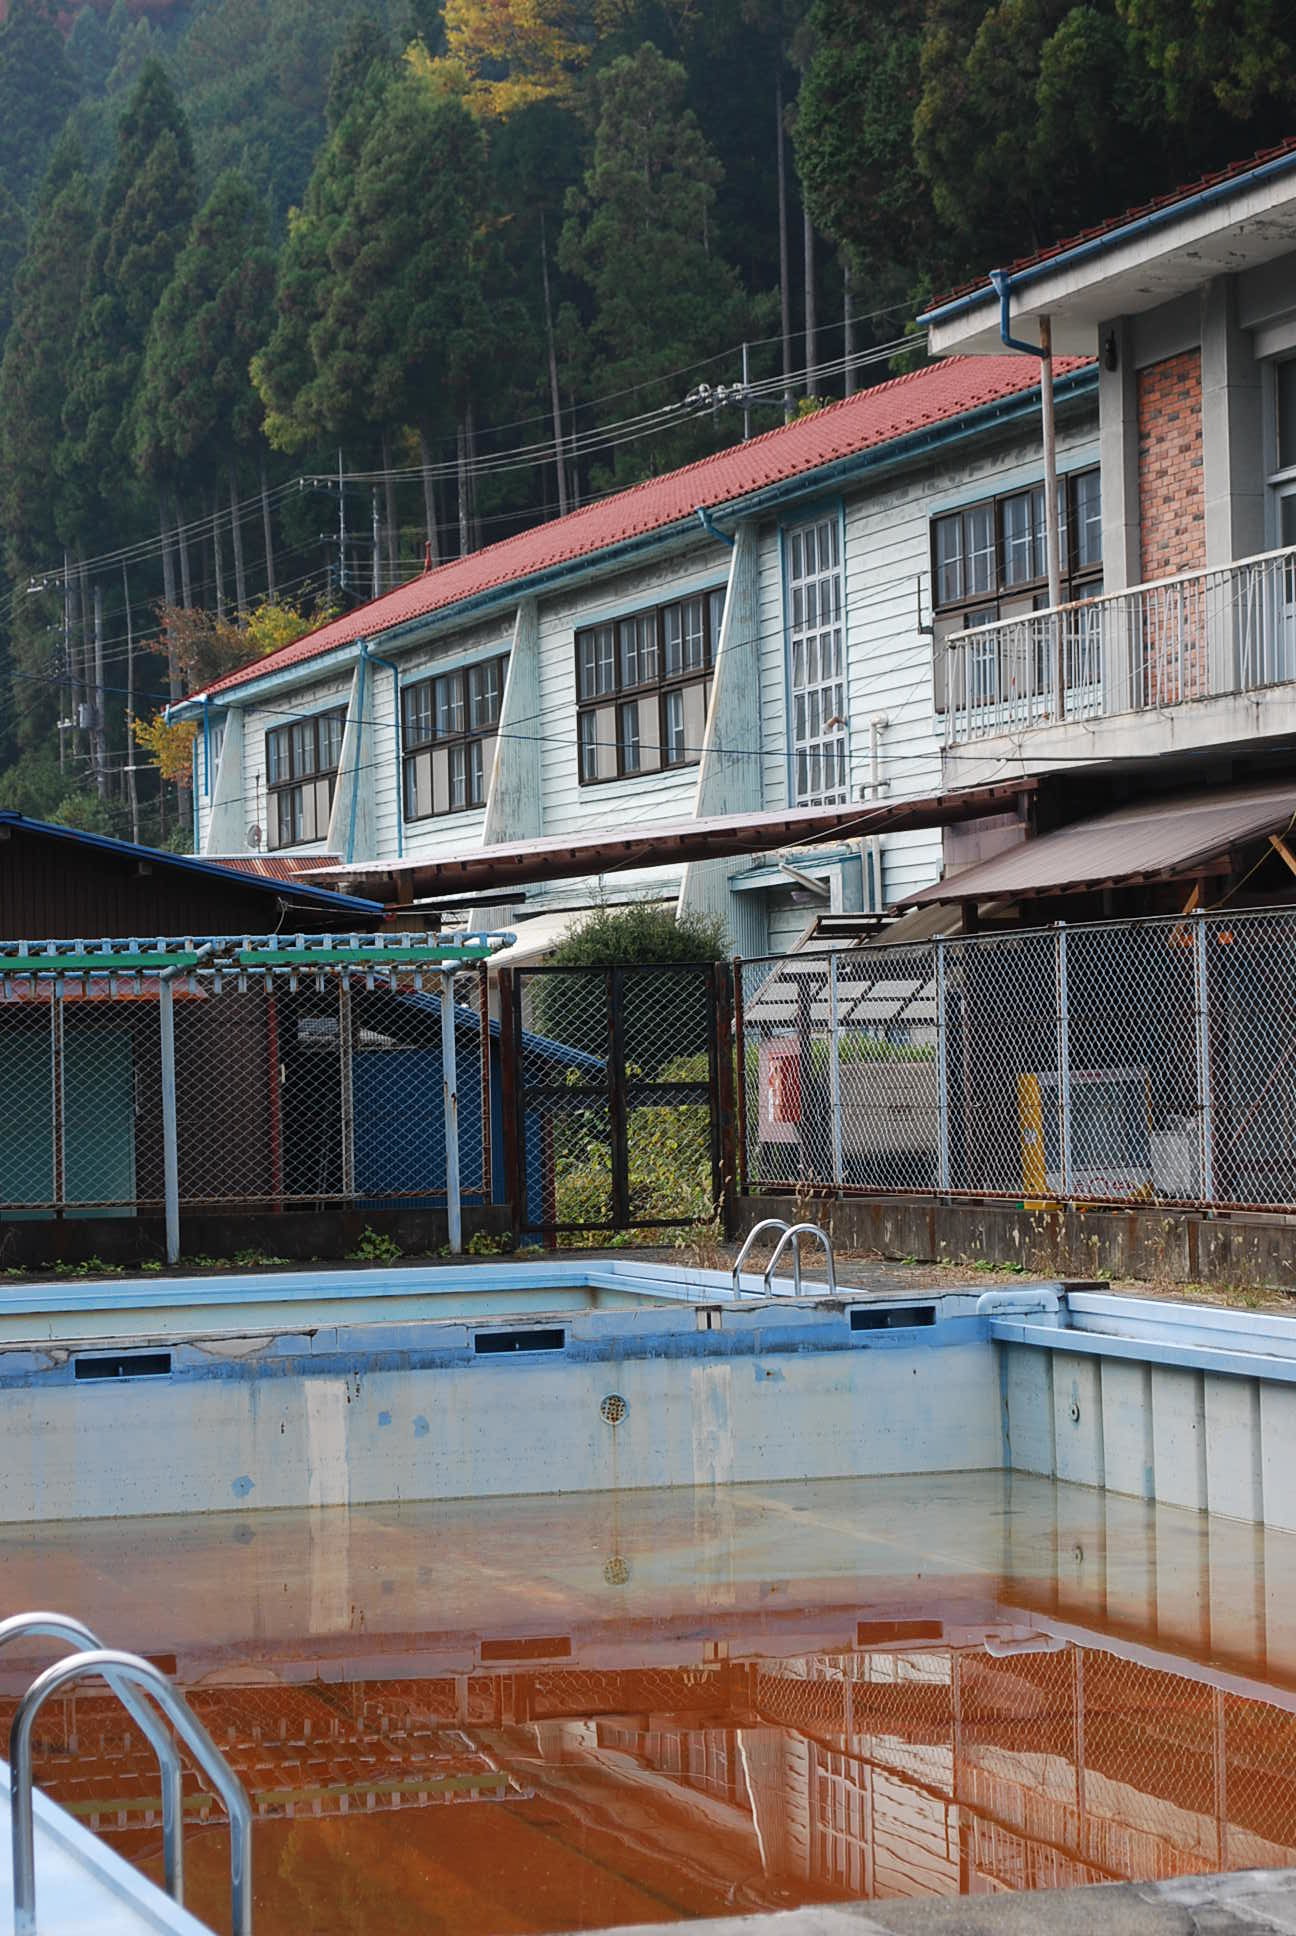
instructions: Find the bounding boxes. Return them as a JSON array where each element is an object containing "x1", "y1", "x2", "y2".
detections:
[
  {"x1": 499, "y1": 960, "x2": 733, "y2": 1236},
  {"x1": 0, "y1": 936, "x2": 504, "y2": 1235},
  {"x1": 737, "y1": 905, "x2": 1296, "y2": 1213}
]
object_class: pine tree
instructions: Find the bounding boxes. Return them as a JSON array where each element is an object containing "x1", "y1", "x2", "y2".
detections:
[
  {"x1": 60, "y1": 61, "x2": 198, "y2": 539},
  {"x1": 0, "y1": 186, "x2": 26, "y2": 348},
  {"x1": 0, "y1": 0, "x2": 79, "y2": 209}
]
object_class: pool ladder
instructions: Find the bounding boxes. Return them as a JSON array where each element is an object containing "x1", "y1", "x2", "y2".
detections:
[
  {"x1": 731, "y1": 1217, "x2": 837, "y2": 1299},
  {"x1": 0, "y1": 1611, "x2": 252, "y2": 1935}
]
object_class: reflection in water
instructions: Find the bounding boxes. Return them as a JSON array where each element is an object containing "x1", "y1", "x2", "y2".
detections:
[{"x1": 0, "y1": 1471, "x2": 1293, "y2": 1932}]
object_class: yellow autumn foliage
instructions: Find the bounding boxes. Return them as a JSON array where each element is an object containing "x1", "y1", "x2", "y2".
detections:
[{"x1": 132, "y1": 712, "x2": 198, "y2": 787}]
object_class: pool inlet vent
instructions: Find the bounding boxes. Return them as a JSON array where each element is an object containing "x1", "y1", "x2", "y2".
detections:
[{"x1": 600, "y1": 1394, "x2": 628, "y2": 1426}]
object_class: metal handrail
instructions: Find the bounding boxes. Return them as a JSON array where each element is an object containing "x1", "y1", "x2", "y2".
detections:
[
  {"x1": 731, "y1": 1218, "x2": 793, "y2": 1296},
  {"x1": 764, "y1": 1222, "x2": 837, "y2": 1297},
  {"x1": 0, "y1": 1613, "x2": 186, "y2": 1906},
  {"x1": 10, "y1": 1649, "x2": 252, "y2": 1936}
]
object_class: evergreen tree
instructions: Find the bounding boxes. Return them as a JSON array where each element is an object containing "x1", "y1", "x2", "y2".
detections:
[
  {"x1": 60, "y1": 61, "x2": 198, "y2": 539},
  {"x1": 132, "y1": 170, "x2": 276, "y2": 489},
  {"x1": 560, "y1": 42, "x2": 750, "y2": 484},
  {"x1": 0, "y1": 186, "x2": 26, "y2": 348},
  {"x1": 0, "y1": 0, "x2": 79, "y2": 209},
  {"x1": 1119, "y1": 0, "x2": 1296, "y2": 129},
  {"x1": 0, "y1": 137, "x2": 96, "y2": 570}
]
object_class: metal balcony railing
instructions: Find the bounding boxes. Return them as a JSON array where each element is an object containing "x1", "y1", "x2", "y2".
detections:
[{"x1": 943, "y1": 543, "x2": 1296, "y2": 745}]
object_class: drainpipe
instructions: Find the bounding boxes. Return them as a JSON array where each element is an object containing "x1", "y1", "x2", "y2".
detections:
[
  {"x1": 695, "y1": 506, "x2": 735, "y2": 549},
  {"x1": 990, "y1": 268, "x2": 1063, "y2": 692},
  {"x1": 866, "y1": 714, "x2": 888, "y2": 912},
  {"x1": 344, "y1": 645, "x2": 369, "y2": 865},
  {"x1": 201, "y1": 697, "x2": 211, "y2": 798},
  {"x1": 358, "y1": 638, "x2": 405, "y2": 861}
]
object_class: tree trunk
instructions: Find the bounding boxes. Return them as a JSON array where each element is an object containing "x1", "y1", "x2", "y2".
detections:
[
  {"x1": 465, "y1": 400, "x2": 481, "y2": 549},
  {"x1": 418, "y1": 424, "x2": 440, "y2": 565},
  {"x1": 777, "y1": 63, "x2": 793, "y2": 422},
  {"x1": 803, "y1": 205, "x2": 817, "y2": 398},
  {"x1": 173, "y1": 488, "x2": 193, "y2": 610},
  {"x1": 123, "y1": 560, "x2": 140, "y2": 845},
  {"x1": 228, "y1": 463, "x2": 247, "y2": 613},
  {"x1": 212, "y1": 487, "x2": 226, "y2": 618},
  {"x1": 843, "y1": 255, "x2": 856, "y2": 397},
  {"x1": 456, "y1": 416, "x2": 470, "y2": 557},
  {"x1": 92, "y1": 580, "x2": 106, "y2": 800},
  {"x1": 259, "y1": 453, "x2": 276, "y2": 601},
  {"x1": 540, "y1": 214, "x2": 569, "y2": 518},
  {"x1": 380, "y1": 431, "x2": 399, "y2": 580},
  {"x1": 159, "y1": 493, "x2": 177, "y2": 612}
]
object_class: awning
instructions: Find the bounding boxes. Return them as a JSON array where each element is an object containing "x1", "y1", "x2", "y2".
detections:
[
  {"x1": 904, "y1": 784, "x2": 1296, "y2": 908},
  {"x1": 304, "y1": 780, "x2": 1034, "y2": 905}
]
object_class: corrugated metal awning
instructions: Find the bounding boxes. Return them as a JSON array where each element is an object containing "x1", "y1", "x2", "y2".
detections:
[
  {"x1": 305, "y1": 779, "x2": 1034, "y2": 904},
  {"x1": 904, "y1": 784, "x2": 1296, "y2": 907}
]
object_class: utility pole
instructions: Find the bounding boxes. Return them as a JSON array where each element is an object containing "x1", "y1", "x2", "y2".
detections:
[
  {"x1": 337, "y1": 449, "x2": 347, "y2": 593},
  {"x1": 742, "y1": 342, "x2": 752, "y2": 442},
  {"x1": 60, "y1": 553, "x2": 70, "y2": 775},
  {"x1": 92, "y1": 581, "x2": 106, "y2": 800},
  {"x1": 123, "y1": 560, "x2": 140, "y2": 846},
  {"x1": 371, "y1": 486, "x2": 381, "y2": 600}
]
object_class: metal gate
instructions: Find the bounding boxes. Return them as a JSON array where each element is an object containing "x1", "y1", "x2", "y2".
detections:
[{"x1": 499, "y1": 961, "x2": 734, "y2": 1237}]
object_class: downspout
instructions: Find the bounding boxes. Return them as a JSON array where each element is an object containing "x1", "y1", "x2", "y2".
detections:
[
  {"x1": 201, "y1": 696, "x2": 211, "y2": 798},
  {"x1": 359, "y1": 637, "x2": 405, "y2": 861},
  {"x1": 695, "y1": 506, "x2": 735, "y2": 549},
  {"x1": 344, "y1": 643, "x2": 369, "y2": 865},
  {"x1": 990, "y1": 267, "x2": 1063, "y2": 690}
]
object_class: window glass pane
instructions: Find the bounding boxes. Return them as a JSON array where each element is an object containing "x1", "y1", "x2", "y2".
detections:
[
  {"x1": 468, "y1": 738, "x2": 485, "y2": 806},
  {"x1": 1281, "y1": 492, "x2": 1296, "y2": 546},
  {"x1": 966, "y1": 504, "x2": 995, "y2": 596},
  {"x1": 468, "y1": 658, "x2": 501, "y2": 729},
  {"x1": 594, "y1": 624, "x2": 615, "y2": 695},
  {"x1": 319, "y1": 711, "x2": 344, "y2": 773},
  {"x1": 680, "y1": 597, "x2": 705, "y2": 672},
  {"x1": 449, "y1": 741, "x2": 468, "y2": 810},
  {"x1": 662, "y1": 604, "x2": 683, "y2": 676},
  {"x1": 618, "y1": 699, "x2": 640, "y2": 773},
  {"x1": 290, "y1": 720, "x2": 315, "y2": 777},
  {"x1": 579, "y1": 710, "x2": 598, "y2": 783},
  {"x1": 1002, "y1": 492, "x2": 1036, "y2": 585},
  {"x1": 577, "y1": 632, "x2": 597, "y2": 701},
  {"x1": 618, "y1": 617, "x2": 641, "y2": 689},
  {"x1": 663, "y1": 688, "x2": 686, "y2": 764},
  {"x1": 1279, "y1": 361, "x2": 1296, "y2": 470},
  {"x1": 1074, "y1": 469, "x2": 1103, "y2": 570},
  {"x1": 403, "y1": 682, "x2": 431, "y2": 746},
  {"x1": 934, "y1": 516, "x2": 963, "y2": 605},
  {"x1": 266, "y1": 728, "x2": 288, "y2": 786},
  {"x1": 708, "y1": 587, "x2": 725, "y2": 651},
  {"x1": 785, "y1": 521, "x2": 848, "y2": 805}
]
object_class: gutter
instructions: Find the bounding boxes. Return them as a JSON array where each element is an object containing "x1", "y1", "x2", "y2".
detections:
[
  {"x1": 172, "y1": 368, "x2": 1097, "y2": 716},
  {"x1": 922, "y1": 144, "x2": 1296, "y2": 327},
  {"x1": 695, "y1": 506, "x2": 735, "y2": 549}
]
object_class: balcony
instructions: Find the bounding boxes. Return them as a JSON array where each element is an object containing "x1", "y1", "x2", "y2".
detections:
[{"x1": 944, "y1": 545, "x2": 1296, "y2": 750}]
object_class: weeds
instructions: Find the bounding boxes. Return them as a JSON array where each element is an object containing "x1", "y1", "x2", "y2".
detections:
[
  {"x1": 347, "y1": 1227, "x2": 402, "y2": 1265},
  {"x1": 233, "y1": 1247, "x2": 290, "y2": 1268},
  {"x1": 465, "y1": 1230, "x2": 511, "y2": 1257}
]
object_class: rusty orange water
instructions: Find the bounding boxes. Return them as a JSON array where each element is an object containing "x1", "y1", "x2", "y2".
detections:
[{"x1": 0, "y1": 1472, "x2": 1290, "y2": 1932}]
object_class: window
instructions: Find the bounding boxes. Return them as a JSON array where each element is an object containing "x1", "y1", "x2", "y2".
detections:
[
  {"x1": 785, "y1": 515, "x2": 847, "y2": 805},
  {"x1": 1277, "y1": 360, "x2": 1296, "y2": 473},
  {"x1": 265, "y1": 706, "x2": 346, "y2": 850},
  {"x1": 402, "y1": 654, "x2": 507, "y2": 820},
  {"x1": 575, "y1": 587, "x2": 722, "y2": 784},
  {"x1": 931, "y1": 467, "x2": 1102, "y2": 622}
]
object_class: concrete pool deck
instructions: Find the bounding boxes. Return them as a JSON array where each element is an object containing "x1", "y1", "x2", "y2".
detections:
[{"x1": 596, "y1": 1865, "x2": 1296, "y2": 1932}]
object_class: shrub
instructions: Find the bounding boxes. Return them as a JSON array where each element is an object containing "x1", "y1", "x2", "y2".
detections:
[{"x1": 531, "y1": 904, "x2": 726, "y2": 1073}]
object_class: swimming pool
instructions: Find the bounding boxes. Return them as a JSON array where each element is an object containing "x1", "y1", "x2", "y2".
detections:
[{"x1": 4, "y1": 1471, "x2": 1296, "y2": 1933}]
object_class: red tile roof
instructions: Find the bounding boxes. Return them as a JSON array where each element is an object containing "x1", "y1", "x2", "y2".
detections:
[
  {"x1": 927, "y1": 136, "x2": 1296, "y2": 313},
  {"x1": 193, "y1": 354, "x2": 1090, "y2": 703}
]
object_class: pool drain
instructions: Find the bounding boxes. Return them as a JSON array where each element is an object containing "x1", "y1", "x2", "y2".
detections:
[
  {"x1": 603, "y1": 1556, "x2": 632, "y2": 1586},
  {"x1": 600, "y1": 1394, "x2": 628, "y2": 1425}
]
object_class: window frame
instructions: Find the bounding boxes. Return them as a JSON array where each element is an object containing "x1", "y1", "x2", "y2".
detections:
[
  {"x1": 401, "y1": 653, "x2": 508, "y2": 823},
  {"x1": 930, "y1": 466, "x2": 1103, "y2": 625},
  {"x1": 574, "y1": 586, "x2": 723, "y2": 787},
  {"x1": 265, "y1": 704, "x2": 347, "y2": 852},
  {"x1": 783, "y1": 509, "x2": 849, "y2": 808}
]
